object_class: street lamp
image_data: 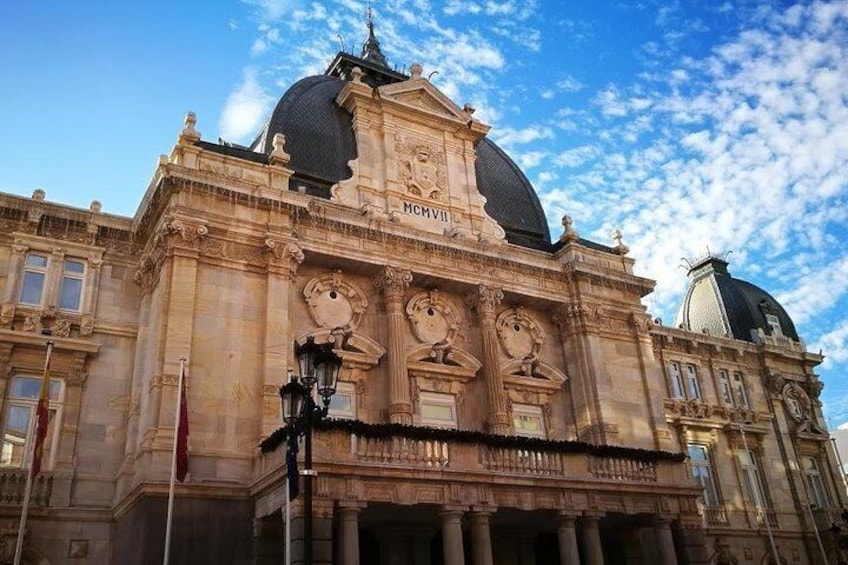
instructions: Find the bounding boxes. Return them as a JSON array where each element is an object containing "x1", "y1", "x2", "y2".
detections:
[{"x1": 279, "y1": 336, "x2": 343, "y2": 565}]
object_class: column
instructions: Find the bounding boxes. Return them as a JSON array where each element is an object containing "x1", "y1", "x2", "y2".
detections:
[
  {"x1": 557, "y1": 513, "x2": 580, "y2": 565},
  {"x1": 0, "y1": 244, "x2": 26, "y2": 327},
  {"x1": 263, "y1": 239, "x2": 303, "y2": 436},
  {"x1": 469, "y1": 509, "x2": 494, "y2": 565},
  {"x1": 468, "y1": 285, "x2": 508, "y2": 434},
  {"x1": 440, "y1": 507, "x2": 466, "y2": 565},
  {"x1": 337, "y1": 503, "x2": 364, "y2": 565},
  {"x1": 579, "y1": 513, "x2": 604, "y2": 565},
  {"x1": 374, "y1": 266, "x2": 413, "y2": 424},
  {"x1": 653, "y1": 517, "x2": 678, "y2": 565}
]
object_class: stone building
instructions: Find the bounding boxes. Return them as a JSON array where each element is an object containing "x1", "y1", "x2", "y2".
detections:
[{"x1": 0, "y1": 25, "x2": 844, "y2": 565}]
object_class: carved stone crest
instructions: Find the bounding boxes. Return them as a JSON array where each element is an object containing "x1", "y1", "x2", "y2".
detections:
[
  {"x1": 496, "y1": 307, "x2": 544, "y2": 360},
  {"x1": 405, "y1": 290, "x2": 460, "y2": 346},
  {"x1": 782, "y1": 381, "x2": 812, "y2": 423},
  {"x1": 23, "y1": 306, "x2": 71, "y2": 338},
  {"x1": 303, "y1": 270, "x2": 368, "y2": 331},
  {"x1": 396, "y1": 135, "x2": 447, "y2": 201}
]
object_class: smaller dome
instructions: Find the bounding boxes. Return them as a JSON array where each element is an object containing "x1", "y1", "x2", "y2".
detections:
[{"x1": 674, "y1": 256, "x2": 800, "y2": 343}]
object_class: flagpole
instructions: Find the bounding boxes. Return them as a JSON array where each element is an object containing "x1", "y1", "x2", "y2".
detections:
[
  {"x1": 14, "y1": 340, "x2": 53, "y2": 565},
  {"x1": 284, "y1": 478, "x2": 291, "y2": 565},
  {"x1": 163, "y1": 358, "x2": 186, "y2": 565}
]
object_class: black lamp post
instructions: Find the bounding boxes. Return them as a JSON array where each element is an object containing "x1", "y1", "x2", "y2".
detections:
[{"x1": 279, "y1": 337, "x2": 343, "y2": 565}]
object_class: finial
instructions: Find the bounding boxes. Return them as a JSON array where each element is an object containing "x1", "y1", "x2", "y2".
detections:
[
  {"x1": 32, "y1": 189, "x2": 46, "y2": 201},
  {"x1": 351, "y1": 66, "x2": 363, "y2": 83},
  {"x1": 612, "y1": 229, "x2": 629, "y2": 255},
  {"x1": 270, "y1": 133, "x2": 291, "y2": 167},
  {"x1": 89, "y1": 200, "x2": 102, "y2": 213},
  {"x1": 179, "y1": 111, "x2": 201, "y2": 145},
  {"x1": 559, "y1": 215, "x2": 579, "y2": 243},
  {"x1": 360, "y1": 4, "x2": 389, "y2": 68},
  {"x1": 410, "y1": 63, "x2": 423, "y2": 79}
]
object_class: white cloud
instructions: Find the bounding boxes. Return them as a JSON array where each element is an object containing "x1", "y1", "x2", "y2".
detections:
[
  {"x1": 811, "y1": 320, "x2": 848, "y2": 367},
  {"x1": 493, "y1": 126, "x2": 554, "y2": 147},
  {"x1": 554, "y1": 145, "x2": 597, "y2": 168},
  {"x1": 219, "y1": 68, "x2": 274, "y2": 142}
]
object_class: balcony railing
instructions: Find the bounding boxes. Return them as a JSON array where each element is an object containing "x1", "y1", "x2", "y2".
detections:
[
  {"x1": 700, "y1": 503, "x2": 729, "y2": 527},
  {"x1": 588, "y1": 455, "x2": 657, "y2": 482},
  {"x1": 754, "y1": 506, "x2": 779, "y2": 529},
  {"x1": 0, "y1": 469, "x2": 52, "y2": 506},
  {"x1": 257, "y1": 428, "x2": 684, "y2": 487},
  {"x1": 480, "y1": 446, "x2": 564, "y2": 476}
]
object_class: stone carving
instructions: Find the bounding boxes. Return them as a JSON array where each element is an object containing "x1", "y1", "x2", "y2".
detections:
[
  {"x1": 496, "y1": 307, "x2": 544, "y2": 360},
  {"x1": 764, "y1": 371, "x2": 786, "y2": 397},
  {"x1": 712, "y1": 538, "x2": 739, "y2": 565},
  {"x1": 79, "y1": 314, "x2": 95, "y2": 337},
  {"x1": 264, "y1": 239, "x2": 304, "y2": 277},
  {"x1": 782, "y1": 381, "x2": 812, "y2": 423},
  {"x1": 0, "y1": 303, "x2": 14, "y2": 329},
  {"x1": 22, "y1": 306, "x2": 71, "y2": 338},
  {"x1": 373, "y1": 266, "x2": 412, "y2": 304},
  {"x1": 466, "y1": 285, "x2": 503, "y2": 320},
  {"x1": 304, "y1": 270, "x2": 368, "y2": 331},
  {"x1": 405, "y1": 290, "x2": 460, "y2": 346},
  {"x1": 396, "y1": 135, "x2": 447, "y2": 201}
]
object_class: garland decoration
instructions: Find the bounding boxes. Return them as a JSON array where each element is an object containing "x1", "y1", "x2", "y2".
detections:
[{"x1": 260, "y1": 419, "x2": 686, "y2": 463}]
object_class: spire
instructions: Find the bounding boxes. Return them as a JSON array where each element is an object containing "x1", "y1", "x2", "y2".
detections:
[{"x1": 361, "y1": 4, "x2": 389, "y2": 68}]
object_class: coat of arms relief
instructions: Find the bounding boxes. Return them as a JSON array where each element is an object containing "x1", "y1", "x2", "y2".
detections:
[{"x1": 396, "y1": 135, "x2": 447, "y2": 201}]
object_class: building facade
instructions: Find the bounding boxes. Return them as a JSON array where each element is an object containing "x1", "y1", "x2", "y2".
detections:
[{"x1": 0, "y1": 28, "x2": 844, "y2": 565}]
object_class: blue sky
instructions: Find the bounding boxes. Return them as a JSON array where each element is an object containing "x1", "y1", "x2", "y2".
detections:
[{"x1": 2, "y1": 1, "x2": 847, "y2": 424}]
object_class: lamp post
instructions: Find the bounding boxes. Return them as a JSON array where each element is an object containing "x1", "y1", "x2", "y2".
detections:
[{"x1": 279, "y1": 337, "x2": 343, "y2": 565}]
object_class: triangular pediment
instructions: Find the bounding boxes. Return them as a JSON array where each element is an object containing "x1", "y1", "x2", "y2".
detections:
[{"x1": 379, "y1": 80, "x2": 467, "y2": 121}]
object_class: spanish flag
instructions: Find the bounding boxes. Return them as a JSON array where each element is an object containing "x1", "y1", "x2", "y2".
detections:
[{"x1": 31, "y1": 342, "x2": 53, "y2": 478}]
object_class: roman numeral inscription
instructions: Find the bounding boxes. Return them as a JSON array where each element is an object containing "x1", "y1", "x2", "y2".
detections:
[{"x1": 402, "y1": 201, "x2": 450, "y2": 222}]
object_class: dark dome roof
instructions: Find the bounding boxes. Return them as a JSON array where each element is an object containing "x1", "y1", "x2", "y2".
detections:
[
  {"x1": 250, "y1": 69, "x2": 551, "y2": 250},
  {"x1": 251, "y1": 75, "x2": 357, "y2": 183},
  {"x1": 674, "y1": 257, "x2": 799, "y2": 343}
]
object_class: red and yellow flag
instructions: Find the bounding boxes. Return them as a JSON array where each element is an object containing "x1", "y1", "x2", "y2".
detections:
[
  {"x1": 31, "y1": 342, "x2": 53, "y2": 478},
  {"x1": 175, "y1": 364, "x2": 189, "y2": 482}
]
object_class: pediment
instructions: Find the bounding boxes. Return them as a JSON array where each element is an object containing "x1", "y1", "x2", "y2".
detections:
[{"x1": 379, "y1": 80, "x2": 467, "y2": 122}]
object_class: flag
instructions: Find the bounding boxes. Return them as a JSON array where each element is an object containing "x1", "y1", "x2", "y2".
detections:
[
  {"x1": 175, "y1": 365, "x2": 189, "y2": 482},
  {"x1": 286, "y1": 431, "x2": 299, "y2": 500},
  {"x1": 30, "y1": 342, "x2": 53, "y2": 478}
]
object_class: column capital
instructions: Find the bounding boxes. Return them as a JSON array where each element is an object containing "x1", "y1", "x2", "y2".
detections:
[
  {"x1": 466, "y1": 284, "x2": 503, "y2": 320},
  {"x1": 373, "y1": 265, "x2": 412, "y2": 303},
  {"x1": 651, "y1": 515, "x2": 675, "y2": 527},
  {"x1": 580, "y1": 510, "x2": 605, "y2": 523},
  {"x1": 439, "y1": 505, "x2": 468, "y2": 520},
  {"x1": 337, "y1": 500, "x2": 367, "y2": 513},
  {"x1": 470, "y1": 505, "x2": 497, "y2": 516}
]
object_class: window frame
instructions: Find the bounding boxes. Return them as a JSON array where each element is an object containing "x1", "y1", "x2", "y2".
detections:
[
  {"x1": 733, "y1": 372, "x2": 750, "y2": 408},
  {"x1": 58, "y1": 258, "x2": 86, "y2": 312},
  {"x1": 801, "y1": 456, "x2": 829, "y2": 509},
  {"x1": 737, "y1": 449, "x2": 771, "y2": 509},
  {"x1": 512, "y1": 403, "x2": 546, "y2": 439},
  {"x1": 687, "y1": 443, "x2": 720, "y2": 506},
  {"x1": 668, "y1": 361, "x2": 685, "y2": 399},
  {"x1": 18, "y1": 253, "x2": 50, "y2": 307},
  {"x1": 418, "y1": 391, "x2": 457, "y2": 429},
  {"x1": 685, "y1": 364, "x2": 701, "y2": 400},
  {"x1": 327, "y1": 381, "x2": 356, "y2": 420},
  {"x1": 717, "y1": 369, "x2": 734, "y2": 405},
  {"x1": 0, "y1": 374, "x2": 65, "y2": 472}
]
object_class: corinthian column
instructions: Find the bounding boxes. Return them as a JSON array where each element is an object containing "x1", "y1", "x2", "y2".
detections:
[
  {"x1": 467, "y1": 285, "x2": 508, "y2": 434},
  {"x1": 374, "y1": 266, "x2": 413, "y2": 424}
]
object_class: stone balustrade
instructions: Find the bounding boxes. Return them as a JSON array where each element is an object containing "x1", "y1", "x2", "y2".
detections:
[
  {"x1": 588, "y1": 455, "x2": 658, "y2": 482},
  {"x1": 256, "y1": 428, "x2": 683, "y2": 487},
  {"x1": 0, "y1": 469, "x2": 52, "y2": 506}
]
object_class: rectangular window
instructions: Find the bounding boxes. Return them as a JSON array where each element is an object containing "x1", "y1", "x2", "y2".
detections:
[
  {"x1": 0, "y1": 375, "x2": 63, "y2": 471},
  {"x1": 327, "y1": 381, "x2": 356, "y2": 420},
  {"x1": 668, "y1": 362, "x2": 685, "y2": 399},
  {"x1": 58, "y1": 259, "x2": 85, "y2": 311},
  {"x1": 419, "y1": 392, "x2": 456, "y2": 429},
  {"x1": 802, "y1": 456, "x2": 828, "y2": 509},
  {"x1": 737, "y1": 449, "x2": 770, "y2": 508},
  {"x1": 19, "y1": 253, "x2": 49, "y2": 306},
  {"x1": 513, "y1": 404, "x2": 546, "y2": 439},
  {"x1": 733, "y1": 372, "x2": 750, "y2": 408},
  {"x1": 717, "y1": 370, "x2": 733, "y2": 405},
  {"x1": 765, "y1": 313, "x2": 783, "y2": 337},
  {"x1": 685, "y1": 364, "x2": 701, "y2": 400},
  {"x1": 688, "y1": 444, "x2": 720, "y2": 506}
]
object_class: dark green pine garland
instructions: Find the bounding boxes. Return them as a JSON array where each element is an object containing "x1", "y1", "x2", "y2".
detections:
[{"x1": 259, "y1": 419, "x2": 686, "y2": 463}]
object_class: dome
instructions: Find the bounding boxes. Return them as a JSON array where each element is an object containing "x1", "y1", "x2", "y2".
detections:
[
  {"x1": 248, "y1": 53, "x2": 552, "y2": 250},
  {"x1": 674, "y1": 256, "x2": 800, "y2": 343}
]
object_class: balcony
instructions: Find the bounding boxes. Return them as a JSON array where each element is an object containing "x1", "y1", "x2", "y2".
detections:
[
  {"x1": 0, "y1": 469, "x2": 52, "y2": 506},
  {"x1": 754, "y1": 506, "x2": 779, "y2": 529},
  {"x1": 257, "y1": 423, "x2": 687, "y2": 488}
]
